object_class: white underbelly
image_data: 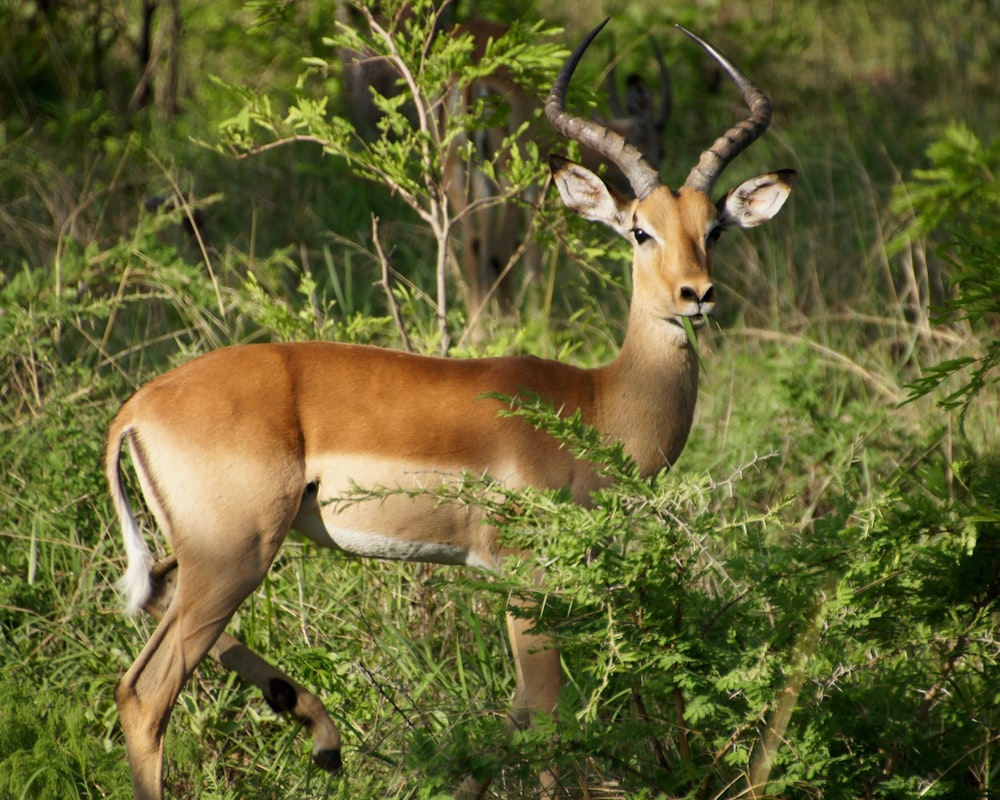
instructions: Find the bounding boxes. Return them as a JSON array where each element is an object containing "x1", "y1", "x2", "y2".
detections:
[
  {"x1": 291, "y1": 454, "x2": 508, "y2": 572},
  {"x1": 294, "y1": 516, "x2": 496, "y2": 570}
]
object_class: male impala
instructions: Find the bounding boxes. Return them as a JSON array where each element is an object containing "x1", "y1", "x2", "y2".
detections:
[{"x1": 106, "y1": 19, "x2": 793, "y2": 799}]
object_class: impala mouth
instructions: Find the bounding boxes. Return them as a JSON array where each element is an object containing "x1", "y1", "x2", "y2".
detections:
[{"x1": 668, "y1": 313, "x2": 709, "y2": 330}]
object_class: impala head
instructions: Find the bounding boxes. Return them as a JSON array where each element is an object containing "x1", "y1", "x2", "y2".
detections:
[{"x1": 546, "y1": 19, "x2": 795, "y2": 334}]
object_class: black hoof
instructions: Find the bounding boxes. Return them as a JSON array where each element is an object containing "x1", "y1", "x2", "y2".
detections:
[{"x1": 314, "y1": 747, "x2": 343, "y2": 774}]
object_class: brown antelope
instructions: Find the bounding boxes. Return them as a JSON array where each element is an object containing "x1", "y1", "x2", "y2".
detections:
[{"x1": 106, "y1": 19, "x2": 794, "y2": 799}]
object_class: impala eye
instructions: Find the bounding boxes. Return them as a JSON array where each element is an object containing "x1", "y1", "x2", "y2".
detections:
[
  {"x1": 632, "y1": 228, "x2": 652, "y2": 245},
  {"x1": 706, "y1": 225, "x2": 723, "y2": 245}
]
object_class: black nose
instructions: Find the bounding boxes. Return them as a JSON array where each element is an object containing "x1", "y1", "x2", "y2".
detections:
[{"x1": 679, "y1": 285, "x2": 715, "y2": 305}]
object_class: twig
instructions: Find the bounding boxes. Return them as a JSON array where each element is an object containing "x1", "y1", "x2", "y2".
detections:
[
  {"x1": 746, "y1": 577, "x2": 833, "y2": 797},
  {"x1": 631, "y1": 687, "x2": 672, "y2": 774},
  {"x1": 147, "y1": 150, "x2": 224, "y2": 321},
  {"x1": 365, "y1": 5, "x2": 451, "y2": 353},
  {"x1": 457, "y1": 182, "x2": 550, "y2": 348},
  {"x1": 880, "y1": 635, "x2": 967, "y2": 780},
  {"x1": 371, "y1": 215, "x2": 413, "y2": 353},
  {"x1": 230, "y1": 134, "x2": 332, "y2": 159},
  {"x1": 355, "y1": 661, "x2": 416, "y2": 729}
]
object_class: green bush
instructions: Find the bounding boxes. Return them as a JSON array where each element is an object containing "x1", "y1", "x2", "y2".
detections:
[{"x1": 897, "y1": 124, "x2": 1000, "y2": 422}]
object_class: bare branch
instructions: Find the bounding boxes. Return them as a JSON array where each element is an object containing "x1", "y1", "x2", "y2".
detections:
[{"x1": 371, "y1": 215, "x2": 413, "y2": 353}]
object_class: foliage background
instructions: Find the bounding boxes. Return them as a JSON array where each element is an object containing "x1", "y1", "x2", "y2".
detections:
[{"x1": 1, "y1": 0, "x2": 998, "y2": 798}]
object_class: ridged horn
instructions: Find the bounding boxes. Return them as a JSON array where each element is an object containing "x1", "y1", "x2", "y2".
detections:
[
  {"x1": 545, "y1": 18, "x2": 662, "y2": 200},
  {"x1": 677, "y1": 25, "x2": 772, "y2": 195}
]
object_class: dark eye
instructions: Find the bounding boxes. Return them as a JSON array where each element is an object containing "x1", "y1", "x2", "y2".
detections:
[
  {"x1": 632, "y1": 228, "x2": 652, "y2": 245},
  {"x1": 706, "y1": 226, "x2": 723, "y2": 245}
]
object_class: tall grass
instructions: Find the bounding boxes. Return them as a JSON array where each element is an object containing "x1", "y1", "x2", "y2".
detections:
[{"x1": 2, "y1": 0, "x2": 998, "y2": 797}]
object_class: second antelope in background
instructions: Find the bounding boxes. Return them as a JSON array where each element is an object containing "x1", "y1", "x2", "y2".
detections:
[
  {"x1": 106, "y1": 18, "x2": 794, "y2": 800},
  {"x1": 338, "y1": 9, "x2": 672, "y2": 311}
]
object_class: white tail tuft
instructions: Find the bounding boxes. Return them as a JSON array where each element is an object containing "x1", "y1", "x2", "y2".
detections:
[
  {"x1": 116, "y1": 503, "x2": 153, "y2": 616},
  {"x1": 107, "y1": 426, "x2": 153, "y2": 615}
]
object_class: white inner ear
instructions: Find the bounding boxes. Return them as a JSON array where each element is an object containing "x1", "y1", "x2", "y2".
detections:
[
  {"x1": 719, "y1": 173, "x2": 794, "y2": 229},
  {"x1": 552, "y1": 161, "x2": 634, "y2": 235}
]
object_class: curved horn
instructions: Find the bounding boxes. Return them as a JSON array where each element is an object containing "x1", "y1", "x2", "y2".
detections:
[
  {"x1": 546, "y1": 18, "x2": 662, "y2": 200},
  {"x1": 677, "y1": 25, "x2": 772, "y2": 195}
]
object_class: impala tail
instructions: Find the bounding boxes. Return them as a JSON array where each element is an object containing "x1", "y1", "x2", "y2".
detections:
[{"x1": 106, "y1": 421, "x2": 153, "y2": 615}]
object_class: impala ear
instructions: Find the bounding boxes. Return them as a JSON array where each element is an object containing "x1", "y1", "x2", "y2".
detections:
[
  {"x1": 717, "y1": 169, "x2": 796, "y2": 229},
  {"x1": 549, "y1": 154, "x2": 633, "y2": 236}
]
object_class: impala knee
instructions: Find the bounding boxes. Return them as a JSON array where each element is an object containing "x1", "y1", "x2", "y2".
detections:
[
  {"x1": 265, "y1": 678, "x2": 329, "y2": 726},
  {"x1": 265, "y1": 677, "x2": 297, "y2": 714}
]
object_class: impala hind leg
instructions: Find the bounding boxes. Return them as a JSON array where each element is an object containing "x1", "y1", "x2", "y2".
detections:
[
  {"x1": 116, "y1": 549, "x2": 280, "y2": 800},
  {"x1": 141, "y1": 557, "x2": 343, "y2": 774}
]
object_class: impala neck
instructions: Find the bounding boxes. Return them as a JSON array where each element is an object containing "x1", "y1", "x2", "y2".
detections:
[{"x1": 596, "y1": 305, "x2": 701, "y2": 476}]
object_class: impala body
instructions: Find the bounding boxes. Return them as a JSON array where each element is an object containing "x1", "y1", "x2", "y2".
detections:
[
  {"x1": 113, "y1": 339, "x2": 693, "y2": 577},
  {"x1": 107, "y1": 19, "x2": 793, "y2": 799}
]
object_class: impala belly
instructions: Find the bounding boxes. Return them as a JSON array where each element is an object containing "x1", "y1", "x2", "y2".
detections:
[{"x1": 290, "y1": 454, "x2": 508, "y2": 571}]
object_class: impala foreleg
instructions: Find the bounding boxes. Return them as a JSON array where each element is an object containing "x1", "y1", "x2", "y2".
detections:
[
  {"x1": 506, "y1": 611, "x2": 562, "y2": 730},
  {"x1": 456, "y1": 593, "x2": 563, "y2": 800},
  {"x1": 140, "y1": 556, "x2": 343, "y2": 774},
  {"x1": 507, "y1": 608, "x2": 562, "y2": 798},
  {"x1": 210, "y1": 633, "x2": 343, "y2": 772}
]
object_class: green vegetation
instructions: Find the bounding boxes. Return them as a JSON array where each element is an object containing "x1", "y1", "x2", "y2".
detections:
[{"x1": 1, "y1": 0, "x2": 998, "y2": 798}]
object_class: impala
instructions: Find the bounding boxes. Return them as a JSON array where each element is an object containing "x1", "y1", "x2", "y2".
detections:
[{"x1": 106, "y1": 19, "x2": 794, "y2": 799}]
